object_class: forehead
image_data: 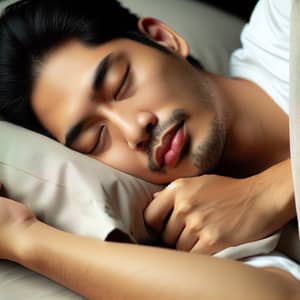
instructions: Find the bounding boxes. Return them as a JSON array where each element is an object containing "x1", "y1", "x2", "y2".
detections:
[{"x1": 32, "y1": 39, "x2": 111, "y2": 107}]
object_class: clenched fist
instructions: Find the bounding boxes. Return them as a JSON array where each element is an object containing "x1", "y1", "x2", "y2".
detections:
[{"x1": 144, "y1": 160, "x2": 295, "y2": 254}]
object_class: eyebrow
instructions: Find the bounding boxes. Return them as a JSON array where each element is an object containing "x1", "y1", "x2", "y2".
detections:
[
  {"x1": 92, "y1": 52, "x2": 113, "y2": 92},
  {"x1": 64, "y1": 52, "x2": 113, "y2": 147},
  {"x1": 65, "y1": 117, "x2": 87, "y2": 147}
]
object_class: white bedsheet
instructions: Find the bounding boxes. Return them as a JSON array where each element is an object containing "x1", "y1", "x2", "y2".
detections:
[{"x1": 0, "y1": 261, "x2": 83, "y2": 300}]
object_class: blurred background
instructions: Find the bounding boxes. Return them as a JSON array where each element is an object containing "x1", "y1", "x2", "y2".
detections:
[
  {"x1": 199, "y1": 0, "x2": 258, "y2": 20},
  {"x1": 0, "y1": 0, "x2": 259, "y2": 21}
]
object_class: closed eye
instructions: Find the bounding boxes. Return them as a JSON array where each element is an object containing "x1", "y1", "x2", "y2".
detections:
[
  {"x1": 114, "y1": 64, "x2": 130, "y2": 101},
  {"x1": 87, "y1": 125, "x2": 106, "y2": 154}
]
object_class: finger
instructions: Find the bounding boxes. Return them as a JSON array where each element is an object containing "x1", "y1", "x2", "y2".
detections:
[
  {"x1": 162, "y1": 213, "x2": 185, "y2": 246},
  {"x1": 176, "y1": 227, "x2": 199, "y2": 252},
  {"x1": 190, "y1": 234, "x2": 225, "y2": 255},
  {"x1": 152, "y1": 192, "x2": 161, "y2": 198},
  {"x1": 190, "y1": 240, "x2": 217, "y2": 255},
  {"x1": 144, "y1": 188, "x2": 175, "y2": 232}
]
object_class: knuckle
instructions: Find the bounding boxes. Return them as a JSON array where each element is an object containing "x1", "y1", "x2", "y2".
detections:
[
  {"x1": 187, "y1": 218, "x2": 203, "y2": 234},
  {"x1": 171, "y1": 178, "x2": 187, "y2": 189},
  {"x1": 190, "y1": 244, "x2": 205, "y2": 254},
  {"x1": 174, "y1": 201, "x2": 193, "y2": 217},
  {"x1": 201, "y1": 229, "x2": 221, "y2": 247},
  {"x1": 174, "y1": 193, "x2": 197, "y2": 211}
]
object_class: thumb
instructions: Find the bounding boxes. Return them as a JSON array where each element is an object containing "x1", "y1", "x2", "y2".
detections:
[{"x1": 144, "y1": 188, "x2": 175, "y2": 232}]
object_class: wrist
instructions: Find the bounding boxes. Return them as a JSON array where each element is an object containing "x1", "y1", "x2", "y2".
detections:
[
  {"x1": 12, "y1": 220, "x2": 75, "y2": 271},
  {"x1": 10, "y1": 218, "x2": 41, "y2": 264},
  {"x1": 257, "y1": 159, "x2": 295, "y2": 231},
  {"x1": 272, "y1": 160, "x2": 295, "y2": 220},
  {"x1": 0, "y1": 198, "x2": 38, "y2": 262}
]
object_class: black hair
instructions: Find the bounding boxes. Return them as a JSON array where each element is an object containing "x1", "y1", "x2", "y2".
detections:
[{"x1": 0, "y1": 0, "x2": 203, "y2": 137}]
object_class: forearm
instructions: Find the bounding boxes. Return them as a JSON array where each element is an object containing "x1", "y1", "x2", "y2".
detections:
[
  {"x1": 261, "y1": 159, "x2": 296, "y2": 232},
  {"x1": 12, "y1": 221, "x2": 300, "y2": 300}
]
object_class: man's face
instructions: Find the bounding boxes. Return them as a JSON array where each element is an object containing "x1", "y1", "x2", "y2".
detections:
[{"x1": 32, "y1": 37, "x2": 225, "y2": 184}]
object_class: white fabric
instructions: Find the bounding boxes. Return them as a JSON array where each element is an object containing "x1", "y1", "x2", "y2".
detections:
[
  {"x1": 229, "y1": 0, "x2": 300, "y2": 280},
  {"x1": 230, "y1": 0, "x2": 291, "y2": 115},
  {"x1": 289, "y1": 0, "x2": 300, "y2": 238},
  {"x1": 215, "y1": 232, "x2": 281, "y2": 260},
  {"x1": 244, "y1": 251, "x2": 300, "y2": 281}
]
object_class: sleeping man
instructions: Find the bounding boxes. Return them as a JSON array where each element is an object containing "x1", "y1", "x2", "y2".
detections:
[{"x1": 0, "y1": 0, "x2": 299, "y2": 299}]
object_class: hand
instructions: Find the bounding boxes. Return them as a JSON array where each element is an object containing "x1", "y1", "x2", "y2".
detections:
[
  {"x1": 144, "y1": 161, "x2": 295, "y2": 255},
  {"x1": 0, "y1": 184, "x2": 36, "y2": 260}
]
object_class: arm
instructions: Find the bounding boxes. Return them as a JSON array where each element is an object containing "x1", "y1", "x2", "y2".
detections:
[
  {"x1": 1, "y1": 197, "x2": 299, "y2": 300},
  {"x1": 145, "y1": 159, "x2": 295, "y2": 254}
]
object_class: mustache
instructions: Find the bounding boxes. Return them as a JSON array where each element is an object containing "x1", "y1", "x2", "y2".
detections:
[{"x1": 145, "y1": 109, "x2": 188, "y2": 172}]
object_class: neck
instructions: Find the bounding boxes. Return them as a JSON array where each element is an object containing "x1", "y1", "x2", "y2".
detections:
[{"x1": 210, "y1": 74, "x2": 290, "y2": 177}]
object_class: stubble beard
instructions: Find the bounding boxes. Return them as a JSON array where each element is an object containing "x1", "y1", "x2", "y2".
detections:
[{"x1": 191, "y1": 116, "x2": 226, "y2": 175}]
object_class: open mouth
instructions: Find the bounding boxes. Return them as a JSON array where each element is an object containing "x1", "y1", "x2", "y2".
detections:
[{"x1": 154, "y1": 121, "x2": 185, "y2": 168}]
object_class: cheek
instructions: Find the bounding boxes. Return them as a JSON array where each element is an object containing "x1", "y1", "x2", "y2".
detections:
[
  {"x1": 133, "y1": 58, "x2": 182, "y2": 105},
  {"x1": 136, "y1": 76, "x2": 201, "y2": 120},
  {"x1": 135, "y1": 78, "x2": 184, "y2": 119},
  {"x1": 94, "y1": 142, "x2": 147, "y2": 178}
]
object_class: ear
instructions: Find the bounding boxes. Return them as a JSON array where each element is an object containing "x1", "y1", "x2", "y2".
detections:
[{"x1": 137, "y1": 17, "x2": 190, "y2": 58}]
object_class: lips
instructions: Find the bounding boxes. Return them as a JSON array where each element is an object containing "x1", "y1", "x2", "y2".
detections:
[{"x1": 155, "y1": 121, "x2": 185, "y2": 168}]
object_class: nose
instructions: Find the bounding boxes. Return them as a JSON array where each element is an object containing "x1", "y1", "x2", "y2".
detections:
[
  {"x1": 129, "y1": 111, "x2": 158, "y2": 149},
  {"x1": 108, "y1": 109, "x2": 158, "y2": 150}
]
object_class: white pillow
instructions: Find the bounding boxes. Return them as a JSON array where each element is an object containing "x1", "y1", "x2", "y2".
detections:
[{"x1": 0, "y1": 0, "x2": 245, "y2": 243}]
